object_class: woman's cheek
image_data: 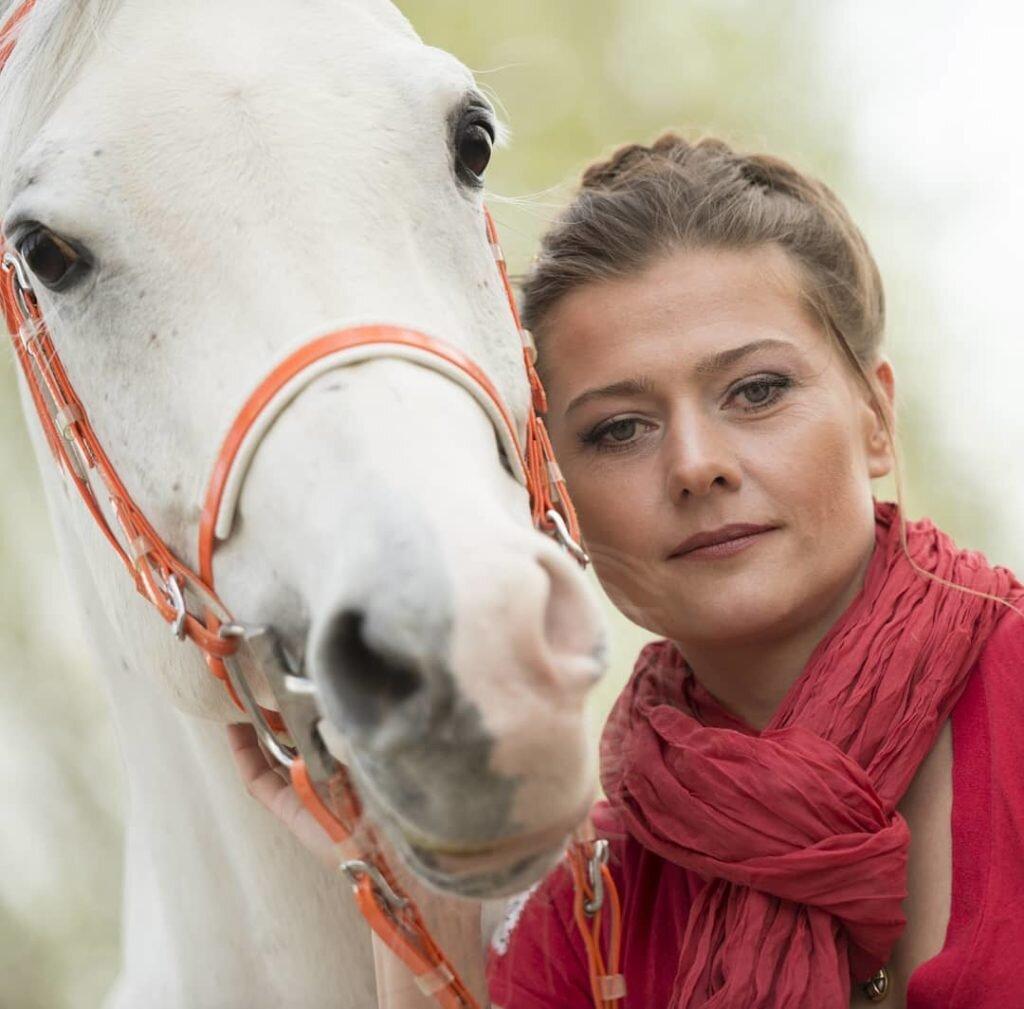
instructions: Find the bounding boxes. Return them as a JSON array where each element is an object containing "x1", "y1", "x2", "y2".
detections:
[
  {"x1": 577, "y1": 457, "x2": 658, "y2": 555},
  {"x1": 568, "y1": 466, "x2": 657, "y2": 605},
  {"x1": 578, "y1": 484, "x2": 640, "y2": 567},
  {"x1": 761, "y1": 412, "x2": 875, "y2": 581}
]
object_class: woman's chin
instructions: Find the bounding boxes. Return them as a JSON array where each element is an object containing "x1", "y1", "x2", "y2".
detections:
[{"x1": 647, "y1": 585, "x2": 804, "y2": 646}]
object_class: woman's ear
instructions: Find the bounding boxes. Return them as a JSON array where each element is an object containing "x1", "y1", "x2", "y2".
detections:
[{"x1": 863, "y1": 355, "x2": 895, "y2": 479}]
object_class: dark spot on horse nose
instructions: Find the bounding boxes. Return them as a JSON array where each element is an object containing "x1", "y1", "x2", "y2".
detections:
[{"x1": 316, "y1": 609, "x2": 423, "y2": 729}]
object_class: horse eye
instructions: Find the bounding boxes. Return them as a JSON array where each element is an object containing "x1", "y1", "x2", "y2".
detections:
[
  {"x1": 17, "y1": 227, "x2": 84, "y2": 290},
  {"x1": 456, "y1": 120, "x2": 494, "y2": 183}
]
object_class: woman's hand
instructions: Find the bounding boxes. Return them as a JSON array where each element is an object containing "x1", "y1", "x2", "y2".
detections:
[
  {"x1": 226, "y1": 721, "x2": 339, "y2": 865},
  {"x1": 226, "y1": 722, "x2": 490, "y2": 1008}
]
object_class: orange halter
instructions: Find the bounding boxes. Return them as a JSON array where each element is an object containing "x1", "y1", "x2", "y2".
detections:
[{"x1": 0, "y1": 3, "x2": 622, "y2": 1006}]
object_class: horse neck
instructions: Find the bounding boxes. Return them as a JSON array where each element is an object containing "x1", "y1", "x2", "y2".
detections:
[{"x1": 44, "y1": 490, "x2": 377, "y2": 1008}]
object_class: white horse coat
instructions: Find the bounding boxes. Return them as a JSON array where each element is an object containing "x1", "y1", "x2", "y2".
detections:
[{"x1": 1, "y1": 1, "x2": 606, "y2": 1005}]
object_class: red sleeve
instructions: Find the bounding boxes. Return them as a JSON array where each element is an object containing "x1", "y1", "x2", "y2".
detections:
[{"x1": 485, "y1": 860, "x2": 595, "y2": 1009}]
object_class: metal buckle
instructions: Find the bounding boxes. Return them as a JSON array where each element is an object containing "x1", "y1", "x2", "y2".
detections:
[
  {"x1": 163, "y1": 572, "x2": 188, "y2": 640},
  {"x1": 545, "y1": 508, "x2": 590, "y2": 567},
  {"x1": 583, "y1": 838, "x2": 609, "y2": 916},
  {"x1": 2, "y1": 250, "x2": 36, "y2": 320},
  {"x1": 339, "y1": 858, "x2": 409, "y2": 912}
]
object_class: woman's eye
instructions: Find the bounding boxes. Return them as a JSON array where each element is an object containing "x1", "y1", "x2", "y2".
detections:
[
  {"x1": 16, "y1": 227, "x2": 85, "y2": 290},
  {"x1": 455, "y1": 120, "x2": 494, "y2": 182},
  {"x1": 733, "y1": 375, "x2": 793, "y2": 412},
  {"x1": 604, "y1": 419, "x2": 641, "y2": 442},
  {"x1": 581, "y1": 417, "x2": 653, "y2": 452}
]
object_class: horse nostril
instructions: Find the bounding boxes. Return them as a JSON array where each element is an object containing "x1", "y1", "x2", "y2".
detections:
[{"x1": 314, "y1": 609, "x2": 423, "y2": 731}]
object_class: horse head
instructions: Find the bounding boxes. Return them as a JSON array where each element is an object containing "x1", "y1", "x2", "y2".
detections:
[{"x1": 1, "y1": 0, "x2": 606, "y2": 900}]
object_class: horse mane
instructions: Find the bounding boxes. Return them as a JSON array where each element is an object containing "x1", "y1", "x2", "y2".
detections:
[{"x1": 0, "y1": 0, "x2": 121, "y2": 205}]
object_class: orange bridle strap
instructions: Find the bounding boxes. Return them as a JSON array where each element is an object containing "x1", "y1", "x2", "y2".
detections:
[
  {"x1": 567, "y1": 840, "x2": 626, "y2": 1009},
  {"x1": 193, "y1": 322, "x2": 548, "y2": 729},
  {"x1": 200, "y1": 322, "x2": 534, "y2": 582},
  {"x1": 0, "y1": 0, "x2": 36, "y2": 68},
  {"x1": 484, "y1": 209, "x2": 582, "y2": 541},
  {"x1": 0, "y1": 3, "x2": 620, "y2": 1006}
]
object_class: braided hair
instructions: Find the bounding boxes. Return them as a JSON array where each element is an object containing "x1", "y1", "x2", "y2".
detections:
[{"x1": 523, "y1": 133, "x2": 886, "y2": 407}]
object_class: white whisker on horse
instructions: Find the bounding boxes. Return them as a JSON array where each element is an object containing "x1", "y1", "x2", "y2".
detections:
[{"x1": 0, "y1": 1, "x2": 607, "y2": 1005}]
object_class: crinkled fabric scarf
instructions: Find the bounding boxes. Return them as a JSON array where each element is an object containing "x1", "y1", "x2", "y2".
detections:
[{"x1": 600, "y1": 499, "x2": 1023, "y2": 1008}]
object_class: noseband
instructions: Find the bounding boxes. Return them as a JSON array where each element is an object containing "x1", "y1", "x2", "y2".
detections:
[{"x1": 0, "y1": 4, "x2": 623, "y2": 1007}]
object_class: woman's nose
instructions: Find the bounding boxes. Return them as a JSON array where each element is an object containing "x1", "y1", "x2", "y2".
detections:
[{"x1": 663, "y1": 413, "x2": 742, "y2": 499}]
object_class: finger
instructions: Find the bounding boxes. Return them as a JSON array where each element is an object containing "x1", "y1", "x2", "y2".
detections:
[
  {"x1": 254, "y1": 735, "x2": 291, "y2": 785},
  {"x1": 227, "y1": 722, "x2": 293, "y2": 808},
  {"x1": 226, "y1": 722, "x2": 291, "y2": 784},
  {"x1": 225, "y1": 723, "x2": 338, "y2": 864}
]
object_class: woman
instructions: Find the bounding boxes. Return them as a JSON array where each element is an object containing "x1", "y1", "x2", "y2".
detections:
[{"x1": 232, "y1": 134, "x2": 1024, "y2": 1008}]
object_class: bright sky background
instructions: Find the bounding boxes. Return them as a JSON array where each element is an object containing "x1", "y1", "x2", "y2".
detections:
[{"x1": 826, "y1": 0, "x2": 1023, "y2": 570}]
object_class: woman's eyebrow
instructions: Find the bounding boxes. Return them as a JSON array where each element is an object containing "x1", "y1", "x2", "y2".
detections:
[
  {"x1": 564, "y1": 338, "x2": 796, "y2": 415},
  {"x1": 565, "y1": 376, "x2": 655, "y2": 416},
  {"x1": 692, "y1": 337, "x2": 796, "y2": 375}
]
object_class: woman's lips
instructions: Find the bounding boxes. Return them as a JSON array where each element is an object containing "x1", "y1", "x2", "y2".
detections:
[{"x1": 670, "y1": 527, "x2": 777, "y2": 560}]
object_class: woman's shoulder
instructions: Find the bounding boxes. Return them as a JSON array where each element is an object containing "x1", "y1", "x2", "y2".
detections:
[
  {"x1": 951, "y1": 596, "x2": 1023, "y2": 783},
  {"x1": 913, "y1": 597, "x2": 1024, "y2": 1005},
  {"x1": 948, "y1": 592, "x2": 1024, "y2": 882},
  {"x1": 965, "y1": 596, "x2": 1024, "y2": 706},
  {"x1": 984, "y1": 596, "x2": 1024, "y2": 655}
]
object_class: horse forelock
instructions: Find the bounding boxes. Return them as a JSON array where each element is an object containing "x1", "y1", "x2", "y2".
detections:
[{"x1": 0, "y1": 1, "x2": 113, "y2": 205}]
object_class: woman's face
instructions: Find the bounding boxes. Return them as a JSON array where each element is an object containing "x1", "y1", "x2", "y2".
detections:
[{"x1": 540, "y1": 244, "x2": 895, "y2": 646}]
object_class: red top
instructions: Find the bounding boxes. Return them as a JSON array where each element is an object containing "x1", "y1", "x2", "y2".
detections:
[{"x1": 487, "y1": 606, "x2": 1024, "y2": 1008}]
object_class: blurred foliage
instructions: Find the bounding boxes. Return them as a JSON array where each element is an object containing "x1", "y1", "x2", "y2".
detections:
[
  {"x1": 1, "y1": 358, "x2": 124, "y2": 1007},
  {"x1": 1, "y1": 2, "x2": 1017, "y2": 1007},
  {"x1": 405, "y1": 0, "x2": 852, "y2": 264}
]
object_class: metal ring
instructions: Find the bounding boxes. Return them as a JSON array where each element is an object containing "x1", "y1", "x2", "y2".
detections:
[
  {"x1": 545, "y1": 508, "x2": 590, "y2": 567},
  {"x1": 218, "y1": 623, "x2": 298, "y2": 768},
  {"x1": 583, "y1": 838, "x2": 609, "y2": 916},
  {"x1": 163, "y1": 573, "x2": 187, "y2": 641},
  {"x1": 2, "y1": 251, "x2": 35, "y2": 320},
  {"x1": 339, "y1": 858, "x2": 409, "y2": 912}
]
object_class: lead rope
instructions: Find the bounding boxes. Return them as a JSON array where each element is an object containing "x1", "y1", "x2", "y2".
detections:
[{"x1": 567, "y1": 839, "x2": 626, "y2": 1009}]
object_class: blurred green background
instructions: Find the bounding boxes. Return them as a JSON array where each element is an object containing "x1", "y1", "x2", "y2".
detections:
[{"x1": 3, "y1": 2, "x2": 1020, "y2": 1006}]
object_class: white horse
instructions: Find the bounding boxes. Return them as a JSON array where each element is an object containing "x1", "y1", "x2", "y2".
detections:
[{"x1": 1, "y1": 1, "x2": 606, "y2": 1005}]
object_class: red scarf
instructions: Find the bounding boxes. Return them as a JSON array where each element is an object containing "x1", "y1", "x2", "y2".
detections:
[{"x1": 600, "y1": 499, "x2": 1022, "y2": 1008}]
